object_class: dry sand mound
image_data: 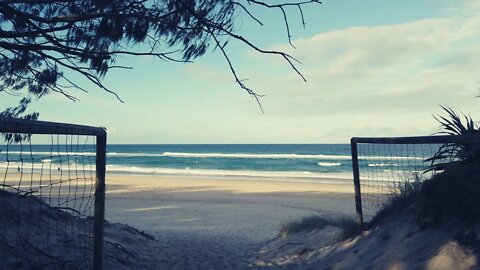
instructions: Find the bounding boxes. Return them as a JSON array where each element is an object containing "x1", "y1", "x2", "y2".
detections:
[
  {"x1": 254, "y1": 213, "x2": 480, "y2": 270},
  {"x1": 0, "y1": 190, "x2": 159, "y2": 270}
]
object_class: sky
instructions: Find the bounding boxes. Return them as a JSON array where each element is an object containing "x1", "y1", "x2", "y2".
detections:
[{"x1": 1, "y1": 0, "x2": 480, "y2": 144}]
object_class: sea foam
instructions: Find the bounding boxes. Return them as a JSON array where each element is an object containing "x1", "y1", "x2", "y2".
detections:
[
  {"x1": 105, "y1": 165, "x2": 353, "y2": 180},
  {"x1": 2, "y1": 151, "x2": 424, "y2": 160},
  {"x1": 318, "y1": 162, "x2": 342, "y2": 166}
]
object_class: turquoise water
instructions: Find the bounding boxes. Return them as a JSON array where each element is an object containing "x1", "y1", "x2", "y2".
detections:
[
  {"x1": 105, "y1": 144, "x2": 353, "y2": 181},
  {"x1": 0, "y1": 144, "x2": 429, "y2": 183}
]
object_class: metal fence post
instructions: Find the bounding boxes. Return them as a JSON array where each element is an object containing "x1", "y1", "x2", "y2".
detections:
[
  {"x1": 351, "y1": 139, "x2": 364, "y2": 230},
  {"x1": 93, "y1": 132, "x2": 107, "y2": 270}
]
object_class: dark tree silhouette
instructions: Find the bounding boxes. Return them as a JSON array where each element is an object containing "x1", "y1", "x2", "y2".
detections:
[{"x1": 0, "y1": 0, "x2": 320, "y2": 115}]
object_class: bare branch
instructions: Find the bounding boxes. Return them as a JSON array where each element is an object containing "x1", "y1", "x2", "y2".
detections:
[
  {"x1": 232, "y1": 1, "x2": 263, "y2": 26},
  {"x1": 211, "y1": 24, "x2": 307, "y2": 82},
  {"x1": 207, "y1": 26, "x2": 265, "y2": 113},
  {"x1": 246, "y1": 0, "x2": 321, "y2": 45}
]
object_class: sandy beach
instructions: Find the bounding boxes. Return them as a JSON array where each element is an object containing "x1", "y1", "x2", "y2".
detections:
[
  {"x1": 104, "y1": 174, "x2": 356, "y2": 269},
  {"x1": 3, "y1": 170, "x2": 476, "y2": 270}
]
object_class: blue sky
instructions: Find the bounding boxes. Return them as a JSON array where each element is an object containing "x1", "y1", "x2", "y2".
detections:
[{"x1": 1, "y1": 0, "x2": 480, "y2": 143}]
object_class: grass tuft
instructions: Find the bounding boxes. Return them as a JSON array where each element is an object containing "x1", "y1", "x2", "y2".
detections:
[
  {"x1": 279, "y1": 215, "x2": 357, "y2": 240},
  {"x1": 370, "y1": 173, "x2": 424, "y2": 225}
]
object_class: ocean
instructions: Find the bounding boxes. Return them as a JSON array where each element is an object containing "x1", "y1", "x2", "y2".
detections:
[
  {"x1": 105, "y1": 144, "x2": 354, "y2": 182},
  {"x1": 0, "y1": 144, "x2": 430, "y2": 184}
]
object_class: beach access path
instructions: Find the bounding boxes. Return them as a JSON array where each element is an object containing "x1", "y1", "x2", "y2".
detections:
[{"x1": 104, "y1": 174, "x2": 355, "y2": 269}]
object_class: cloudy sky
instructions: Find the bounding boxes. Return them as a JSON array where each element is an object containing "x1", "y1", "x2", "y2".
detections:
[{"x1": 1, "y1": 0, "x2": 479, "y2": 143}]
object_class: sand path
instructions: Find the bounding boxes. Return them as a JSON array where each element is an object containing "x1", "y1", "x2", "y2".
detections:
[{"x1": 104, "y1": 174, "x2": 355, "y2": 269}]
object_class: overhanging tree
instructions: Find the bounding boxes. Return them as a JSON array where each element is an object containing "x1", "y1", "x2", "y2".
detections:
[{"x1": 0, "y1": 0, "x2": 320, "y2": 117}]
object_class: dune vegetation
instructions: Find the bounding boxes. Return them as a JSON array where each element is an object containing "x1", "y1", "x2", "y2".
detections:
[{"x1": 373, "y1": 107, "x2": 480, "y2": 231}]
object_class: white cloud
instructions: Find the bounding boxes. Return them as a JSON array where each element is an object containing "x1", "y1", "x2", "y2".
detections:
[
  {"x1": 193, "y1": 4, "x2": 478, "y2": 141},
  {"x1": 247, "y1": 7, "x2": 480, "y2": 121}
]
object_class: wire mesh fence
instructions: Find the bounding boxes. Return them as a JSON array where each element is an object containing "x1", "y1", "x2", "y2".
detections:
[
  {"x1": 351, "y1": 135, "x2": 480, "y2": 226},
  {"x1": 0, "y1": 117, "x2": 106, "y2": 270}
]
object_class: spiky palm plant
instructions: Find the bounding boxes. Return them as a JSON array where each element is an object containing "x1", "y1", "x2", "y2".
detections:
[{"x1": 425, "y1": 106, "x2": 480, "y2": 172}]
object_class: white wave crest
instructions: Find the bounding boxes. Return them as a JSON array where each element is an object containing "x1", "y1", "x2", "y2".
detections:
[
  {"x1": 161, "y1": 152, "x2": 353, "y2": 160},
  {"x1": 161, "y1": 152, "x2": 424, "y2": 160},
  {"x1": 2, "y1": 151, "x2": 424, "y2": 161},
  {"x1": 368, "y1": 163, "x2": 399, "y2": 167},
  {"x1": 107, "y1": 152, "x2": 163, "y2": 157},
  {"x1": 2, "y1": 151, "x2": 95, "y2": 156},
  {"x1": 0, "y1": 161, "x2": 91, "y2": 171},
  {"x1": 105, "y1": 165, "x2": 352, "y2": 180},
  {"x1": 318, "y1": 162, "x2": 342, "y2": 167}
]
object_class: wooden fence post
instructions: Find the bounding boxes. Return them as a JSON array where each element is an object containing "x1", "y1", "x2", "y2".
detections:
[
  {"x1": 351, "y1": 139, "x2": 364, "y2": 230},
  {"x1": 93, "y1": 132, "x2": 107, "y2": 270}
]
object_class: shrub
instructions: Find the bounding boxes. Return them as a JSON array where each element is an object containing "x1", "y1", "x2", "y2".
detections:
[
  {"x1": 425, "y1": 106, "x2": 480, "y2": 172},
  {"x1": 419, "y1": 106, "x2": 480, "y2": 227},
  {"x1": 416, "y1": 164, "x2": 480, "y2": 227},
  {"x1": 368, "y1": 107, "x2": 480, "y2": 232}
]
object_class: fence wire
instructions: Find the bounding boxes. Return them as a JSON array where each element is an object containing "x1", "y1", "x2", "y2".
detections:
[
  {"x1": 355, "y1": 143, "x2": 445, "y2": 223},
  {"x1": 0, "y1": 134, "x2": 97, "y2": 270},
  {"x1": 352, "y1": 134, "x2": 480, "y2": 226}
]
